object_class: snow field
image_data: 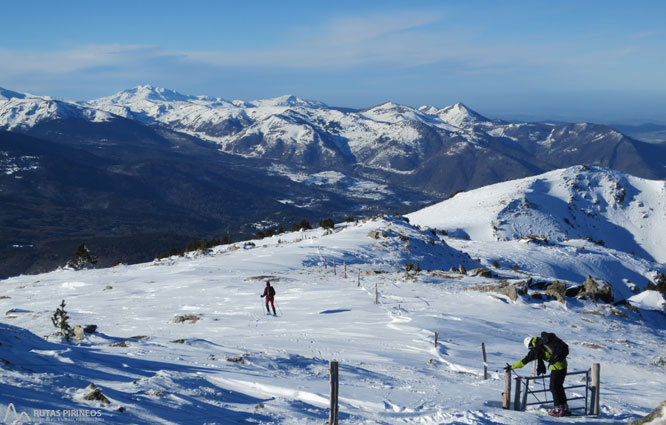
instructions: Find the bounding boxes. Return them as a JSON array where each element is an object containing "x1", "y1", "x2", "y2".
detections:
[{"x1": 1, "y1": 216, "x2": 665, "y2": 424}]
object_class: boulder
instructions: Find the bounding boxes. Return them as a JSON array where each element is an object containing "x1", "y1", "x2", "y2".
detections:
[
  {"x1": 469, "y1": 268, "x2": 492, "y2": 278},
  {"x1": 84, "y1": 384, "x2": 110, "y2": 404},
  {"x1": 468, "y1": 281, "x2": 526, "y2": 302},
  {"x1": 84, "y1": 325, "x2": 97, "y2": 334},
  {"x1": 546, "y1": 281, "x2": 568, "y2": 304},
  {"x1": 368, "y1": 230, "x2": 387, "y2": 240},
  {"x1": 577, "y1": 276, "x2": 614, "y2": 303},
  {"x1": 73, "y1": 326, "x2": 85, "y2": 341}
]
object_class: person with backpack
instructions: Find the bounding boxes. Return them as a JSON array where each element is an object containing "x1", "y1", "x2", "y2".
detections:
[
  {"x1": 260, "y1": 281, "x2": 277, "y2": 316},
  {"x1": 505, "y1": 332, "x2": 569, "y2": 417}
]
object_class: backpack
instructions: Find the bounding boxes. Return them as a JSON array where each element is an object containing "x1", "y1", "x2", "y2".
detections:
[
  {"x1": 541, "y1": 332, "x2": 569, "y2": 363},
  {"x1": 268, "y1": 286, "x2": 276, "y2": 297}
]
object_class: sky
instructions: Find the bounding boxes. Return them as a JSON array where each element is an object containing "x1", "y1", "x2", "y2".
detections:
[{"x1": 1, "y1": 0, "x2": 665, "y2": 124}]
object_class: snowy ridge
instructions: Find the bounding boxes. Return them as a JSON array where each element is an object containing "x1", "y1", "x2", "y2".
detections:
[
  {"x1": 1, "y1": 210, "x2": 665, "y2": 423},
  {"x1": 85, "y1": 86, "x2": 489, "y2": 172},
  {"x1": 407, "y1": 166, "x2": 666, "y2": 263},
  {"x1": 0, "y1": 87, "x2": 113, "y2": 130}
]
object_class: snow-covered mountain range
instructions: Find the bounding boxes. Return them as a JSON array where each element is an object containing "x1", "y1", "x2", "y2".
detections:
[
  {"x1": 1, "y1": 173, "x2": 664, "y2": 423},
  {"x1": 3, "y1": 85, "x2": 665, "y2": 196}
]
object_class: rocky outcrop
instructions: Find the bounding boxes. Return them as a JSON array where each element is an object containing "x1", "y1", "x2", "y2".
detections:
[
  {"x1": 577, "y1": 276, "x2": 614, "y2": 303},
  {"x1": 628, "y1": 401, "x2": 666, "y2": 425},
  {"x1": 468, "y1": 280, "x2": 527, "y2": 302},
  {"x1": 546, "y1": 281, "x2": 568, "y2": 304},
  {"x1": 469, "y1": 268, "x2": 493, "y2": 278}
]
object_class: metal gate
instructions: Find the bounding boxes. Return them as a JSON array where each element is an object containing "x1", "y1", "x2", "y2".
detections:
[{"x1": 516, "y1": 370, "x2": 590, "y2": 414}]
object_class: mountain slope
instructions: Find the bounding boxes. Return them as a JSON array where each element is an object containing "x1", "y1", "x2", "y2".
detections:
[
  {"x1": 0, "y1": 214, "x2": 664, "y2": 424},
  {"x1": 1, "y1": 127, "x2": 421, "y2": 279},
  {"x1": 407, "y1": 166, "x2": 666, "y2": 263}
]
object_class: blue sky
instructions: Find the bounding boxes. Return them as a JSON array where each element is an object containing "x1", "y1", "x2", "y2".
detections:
[{"x1": 1, "y1": 0, "x2": 665, "y2": 123}]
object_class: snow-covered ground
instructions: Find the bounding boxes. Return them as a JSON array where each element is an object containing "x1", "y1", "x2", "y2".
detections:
[{"x1": 1, "y1": 211, "x2": 664, "y2": 424}]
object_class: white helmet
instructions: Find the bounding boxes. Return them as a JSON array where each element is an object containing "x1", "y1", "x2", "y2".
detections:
[{"x1": 523, "y1": 337, "x2": 534, "y2": 349}]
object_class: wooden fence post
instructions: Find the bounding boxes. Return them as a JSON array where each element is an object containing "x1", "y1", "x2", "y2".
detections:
[
  {"x1": 329, "y1": 361, "x2": 339, "y2": 425},
  {"x1": 333, "y1": 261, "x2": 336, "y2": 276},
  {"x1": 590, "y1": 363, "x2": 600, "y2": 416},
  {"x1": 375, "y1": 282, "x2": 378, "y2": 304},
  {"x1": 344, "y1": 261, "x2": 347, "y2": 279},
  {"x1": 513, "y1": 376, "x2": 522, "y2": 411},
  {"x1": 482, "y1": 342, "x2": 488, "y2": 380},
  {"x1": 503, "y1": 370, "x2": 512, "y2": 409},
  {"x1": 357, "y1": 271, "x2": 360, "y2": 287},
  {"x1": 434, "y1": 331, "x2": 438, "y2": 347}
]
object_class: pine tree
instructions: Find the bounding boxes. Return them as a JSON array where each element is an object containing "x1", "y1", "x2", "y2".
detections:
[
  {"x1": 66, "y1": 243, "x2": 97, "y2": 270},
  {"x1": 51, "y1": 300, "x2": 73, "y2": 341}
]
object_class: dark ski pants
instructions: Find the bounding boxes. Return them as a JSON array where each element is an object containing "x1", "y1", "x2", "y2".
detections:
[
  {"x1": 550, "y1": 368, "x2": 568, "y2": 406},
  {"x1": 265, "y1": 297, "x2": 275, "y2": 314}
]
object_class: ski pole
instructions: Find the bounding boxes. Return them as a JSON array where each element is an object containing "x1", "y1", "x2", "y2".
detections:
[{"x1": 275, "y1": 300, "x2": 283, "y2": 316}]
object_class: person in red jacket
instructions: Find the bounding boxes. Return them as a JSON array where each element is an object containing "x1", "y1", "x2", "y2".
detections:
[{"x1": 260, "y1": 281, "x2": 276, "y2": 316}]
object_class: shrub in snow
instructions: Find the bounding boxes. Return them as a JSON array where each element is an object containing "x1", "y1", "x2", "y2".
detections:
[{"x1": 50, "y1": 300, "x2": 73, "y2": 341}]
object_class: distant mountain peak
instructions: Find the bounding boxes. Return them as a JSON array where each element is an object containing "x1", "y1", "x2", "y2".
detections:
[
  {"x1": 110, "y1": 85, "x2": 196, "y2": 103},
  {"x1": 437, "y1": 102, "x2": 488, "y2": 127},
  {"x1": 257, "y1": 94, "x2": 326, "y2": 108}
]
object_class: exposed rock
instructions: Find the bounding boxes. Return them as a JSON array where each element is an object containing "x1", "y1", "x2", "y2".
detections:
[
  {"x1": 368, "y1": 230, "x2": 387, "y2": 240},
  {"x1": 546, "y1": 281, "x2": 568, "y2": 304},
  {"x1": 73, "y1": 326, "x2": 85, "y2": 341},
  {"x1": 577, "y1": 276, "x2": 614, "y2": 303},
  {"x1": 469, "y1": 268, "x2": 492, "y2": 278},
  {"x1": 614, "y1": 300, "x2": 640, "y2": 314},
  {"x1": 172, "y1": 314, "x2": 200, "y2": 324},
  {"x1": 84, "y1": 325, "x2": 97, "y2": 334},
  {"x1": 84, "y1": 384, "x2": 110, "y2": 404},
  {"x1": 546, "y1": 280, "x2": 567, "y2": 296},
  {"x1": 468, "y1": 280, "x2": 526, "y2": 302},
  {"x1": 628, "y1": 401, "x2": 666, "y2": 425},
  {"x1": 565, "y1": 285, "x2": 582, "y2": 297},
  {"x1": 580, "y1": 342, "x2": 607, "y2": 350},
  {"x1": 610, "y1": 307, "x2": 628, "y2": 318},
  {"x1": 647, "y1": 271, "x2": 666, "y2": 296}
]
